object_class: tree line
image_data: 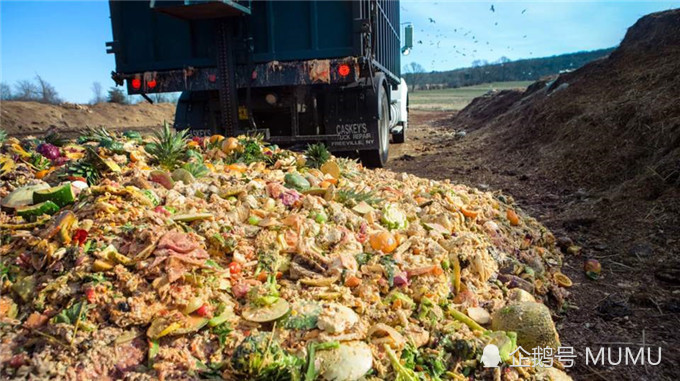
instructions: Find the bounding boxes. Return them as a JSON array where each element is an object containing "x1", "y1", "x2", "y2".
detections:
[
  {"x1": 403, "y1": 47, "x2": 615, "y2": 91},
  {"x1": 0, "y1": 77, "x2": 178, "y2": 105}
]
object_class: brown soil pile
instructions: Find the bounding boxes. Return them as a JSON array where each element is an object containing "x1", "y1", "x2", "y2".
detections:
[
  {"x1": 453, "y1": 89, "x2": 524, "y2": 131},
  {"x1": 0, "y1": 101, "x2": 175, "y2": 136},
  {"x1": 453, "y1": 10, "x2": 680, "y2": 193}
]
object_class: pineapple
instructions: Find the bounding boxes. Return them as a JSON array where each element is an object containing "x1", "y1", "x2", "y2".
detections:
[
  {"x1": 304, "y1": 143, "x2": 330, "y2": 169},
  {"x1": 145, "y1": 122, "x2": 189, "y2": 169}
]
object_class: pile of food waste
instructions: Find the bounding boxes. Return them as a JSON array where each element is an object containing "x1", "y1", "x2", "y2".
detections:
[{"x1": 0, "y1": 125, "x2": 572, "y2": 380}]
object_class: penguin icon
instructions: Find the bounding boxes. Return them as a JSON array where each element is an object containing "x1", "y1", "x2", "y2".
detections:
[{"x1": 481, "y1": 344, "x2": 502, "y2": 368}]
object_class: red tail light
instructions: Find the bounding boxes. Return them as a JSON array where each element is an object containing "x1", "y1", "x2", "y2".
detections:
[
  {"x1": 338, "y1": 64, "x2": 351, "y2": 77},
  {"x1": 147, "y1": 79, "x2": 157, "y2": 89},
  {"x1": 131, "y1": 78, "x2": 141, "y2": 89}
]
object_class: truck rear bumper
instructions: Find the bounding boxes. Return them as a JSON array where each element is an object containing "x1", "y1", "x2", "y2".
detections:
[{"x1": 117, "y1": 58, "x2": 362, "y2": 95}]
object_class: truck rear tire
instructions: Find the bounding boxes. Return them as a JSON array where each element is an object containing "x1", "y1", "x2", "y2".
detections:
[{"x1": 360, "y1": 90, "x2": 390, "y2": 168}]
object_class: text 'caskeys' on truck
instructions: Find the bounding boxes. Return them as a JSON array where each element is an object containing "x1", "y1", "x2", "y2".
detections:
[{"x1": 107, "y1": 0, "x2": 414, "y2": 167}]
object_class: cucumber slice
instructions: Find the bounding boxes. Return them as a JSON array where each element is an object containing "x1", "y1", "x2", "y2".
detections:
[
  {"x1": 242, "y1": 298, "x2": 290, "y2": 323},
  {"x1": 123, "y1": 130, "x2": 142, "y2": 140},
  {"x1": 208, "y1": 304, "x2": 236, "y2": 327},
  {"x1": 1, "y1": 183, "x2": 50, "y2": 210},
  {"x1": 284, "y1": 173, "x2": 311, "y2": 191},
  {"x1": 16, "y1": 201, "x2": 60, "y2": 218},
  {"x1": 33, "y1": 183, "x2": 76, "y2": 207}
]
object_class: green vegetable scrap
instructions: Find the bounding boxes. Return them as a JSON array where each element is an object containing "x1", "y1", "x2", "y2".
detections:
[
  {"x1": 381, "y1": 203, "x2": 408, "y2": 230},
  {"x1": 231, "y1": 333, "x2": 304, "y2": 381}
]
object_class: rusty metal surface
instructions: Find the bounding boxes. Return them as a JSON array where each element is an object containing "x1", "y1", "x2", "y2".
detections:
[{"x1": 122, "y1": 58, "x2": 362, "y2": 95}]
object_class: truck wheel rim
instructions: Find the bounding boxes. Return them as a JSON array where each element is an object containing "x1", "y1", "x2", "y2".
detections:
[{"x1": 380, "y1": 97, "x2": 389, "y2": 154}]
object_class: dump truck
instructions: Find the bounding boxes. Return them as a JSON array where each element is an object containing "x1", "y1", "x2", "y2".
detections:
[{"x1": 107, "y1": 0, "x2": 413, "y2": 167}]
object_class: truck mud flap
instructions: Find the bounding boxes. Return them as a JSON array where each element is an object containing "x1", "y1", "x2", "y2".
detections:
[
  {"x1": 326, "y1": 120, "x2": 380, "y2": 151},
  {"x1": 265, "y1": 120, "x2": 379, "y2": 151},
  {"x1": 323, "y1": 85, "x2": 380, "y2": 152}
]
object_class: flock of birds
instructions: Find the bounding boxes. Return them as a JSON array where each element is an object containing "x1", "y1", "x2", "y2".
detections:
[{"x1": 404, "y1": 4, "x2": 534, "y2": 69}]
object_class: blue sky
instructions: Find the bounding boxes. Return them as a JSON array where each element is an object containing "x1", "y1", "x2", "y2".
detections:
[
  {"x1": 1, "y1": 1, "x2": 677, "y2": 103},
  {"x1": 400, "y1": 1, "x2": 677, "y2": 71}
]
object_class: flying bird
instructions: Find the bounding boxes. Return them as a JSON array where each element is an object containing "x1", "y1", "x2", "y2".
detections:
[
  {"x1": 490, "y1": 4, "x2": 495, "y2": 12},
  {"x1": 428, "y1": 17, "x2": 436, "y2": 23},
  {"x1": 417, "y1": 40, "x2": 423, "y2": 44},
  {"x1": 494, "y1": 22, "x2": 498, "y2": 26},
  {"x1": 521, "y1": 9, "x2": 527, "y2": 14},
  {"x1": 523, "y1": 35, "x2": 527, "y2": 38}
]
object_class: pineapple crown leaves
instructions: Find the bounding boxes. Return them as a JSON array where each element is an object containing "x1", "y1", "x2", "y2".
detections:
[
  {"x1": 77, "y1": 126, "x2": 113, "y2": 144},
  {"x1": 304, "y1": 143, "x2": 330, "y2": 169},
  {"x1": 335, "y1": 188, "x2": 382, "y2": 206},
  {"x1": 335, "y1": 157, "x2": 362, "y2": 179},
  {"x1": 64, "y1": 161, "x2": 101, "y2": 186},
  {"x1": 145, "y1": 122, "x2": 189, "y2": 170}
]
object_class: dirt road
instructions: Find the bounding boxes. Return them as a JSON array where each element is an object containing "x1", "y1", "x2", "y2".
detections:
[{"x1": 388, "y1": 110, "x2": 679, "y2": 380}]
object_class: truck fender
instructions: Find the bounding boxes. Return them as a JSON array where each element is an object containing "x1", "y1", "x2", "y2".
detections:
[{"x1": 372, "y1": 73, "x2": 390, "y2": 121}]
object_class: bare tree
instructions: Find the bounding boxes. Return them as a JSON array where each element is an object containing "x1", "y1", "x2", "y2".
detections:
[
  {"x1": 0, "y1": 83, "x2": 11, "y2": 100},
  {"x1": 108, "y1": 87, "x2": 129, "y2": 104},
  {"x1": 34, "y1": 75, "x2": 62, "y2": 104},
  {"x1": 13, "y1": 80, "x2": 39, "y2": 101},
  {"x1": 402, "y1": 62, "x2": 426, "y2": 92},
  {"x1": 152, "y1": 93, "x2": 169, "y2": 103},
  {"x1": 90, "y1": 82, "x2": 104, "y2": 104}
]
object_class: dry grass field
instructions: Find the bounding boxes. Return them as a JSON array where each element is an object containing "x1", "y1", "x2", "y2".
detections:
[{"x1": 409, "y1": 81, "x2": 534, "y2": 111}]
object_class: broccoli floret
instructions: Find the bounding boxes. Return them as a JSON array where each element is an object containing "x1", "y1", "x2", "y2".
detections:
[{"x1": 231, "y1": 333, "x2": 304, "y2": 381}]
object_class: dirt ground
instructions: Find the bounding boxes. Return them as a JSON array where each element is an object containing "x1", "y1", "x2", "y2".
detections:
[
  {"x1": 388, "y1": 110, "x2": 679, "y2": 380},
  {"x1": 0, "y1": 101, "x2": 174, "y2": 136}
]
